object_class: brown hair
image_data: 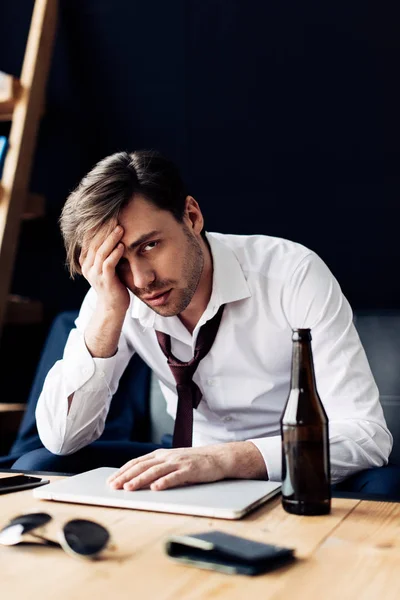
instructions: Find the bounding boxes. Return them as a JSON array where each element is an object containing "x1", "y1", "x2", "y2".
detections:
[{"x1": 60, "y1": 150, "x2": 189, "y2": 277}]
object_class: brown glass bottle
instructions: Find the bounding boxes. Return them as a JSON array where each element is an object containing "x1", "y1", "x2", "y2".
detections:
[{"x1": 281, "y1": 329, "x2": 331, "y2": 515}]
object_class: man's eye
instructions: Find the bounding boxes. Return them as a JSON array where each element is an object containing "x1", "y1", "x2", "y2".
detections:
[{"x1": 142, "y1": 241, "x2": 158, "y2": 253}]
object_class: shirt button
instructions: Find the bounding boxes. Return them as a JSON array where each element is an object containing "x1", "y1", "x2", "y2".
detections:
[
  {"x1": 223, "y1": 416, "x2": 232, "y2": 423},
  {"x1": 207, "y1": 379, "x2": 216, "y2": 386}
]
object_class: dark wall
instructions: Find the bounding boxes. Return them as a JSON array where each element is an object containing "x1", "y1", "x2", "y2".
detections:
[{"x1": 0, "y1": 0, "x2": 399, "y2": 399}]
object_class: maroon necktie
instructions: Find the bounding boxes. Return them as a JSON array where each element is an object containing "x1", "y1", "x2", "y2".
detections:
[{"x1": 155, "y1": 304, "x2": 225, "y2": 448}]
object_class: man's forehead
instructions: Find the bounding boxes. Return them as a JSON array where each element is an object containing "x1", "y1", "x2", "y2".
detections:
[{"x1": 81, "y1": 195, "x2": 177, "y2": 249}]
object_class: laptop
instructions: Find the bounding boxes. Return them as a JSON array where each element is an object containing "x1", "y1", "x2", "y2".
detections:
[{"x1": 33, "y1": 467, "x2": 281, "y2": 520}]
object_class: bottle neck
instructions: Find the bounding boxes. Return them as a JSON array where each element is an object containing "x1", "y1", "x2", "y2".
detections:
[{"x1": 290, "y1": 340, "x2": 317, "y2": 392}]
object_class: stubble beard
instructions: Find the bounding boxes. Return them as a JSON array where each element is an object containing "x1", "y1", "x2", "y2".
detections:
[{"x1": 145, "y1": 230, "x2": 204, "y2": 317}]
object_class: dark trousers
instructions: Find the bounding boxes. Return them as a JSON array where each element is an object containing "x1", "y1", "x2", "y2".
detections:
[
  {"x1": 332, "y1": 464, "x2": 400, "y2": 500},
  {"x1": 12, "y1": 441, "x2": 162, "y2": 474},
  {"x1": 12, "y1": 443, "x2": 400, "y2": 500}
]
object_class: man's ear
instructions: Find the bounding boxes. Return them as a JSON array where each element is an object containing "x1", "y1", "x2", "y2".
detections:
[{"x1": 184, "y1": 196, "x2": 204, "y2": 235}]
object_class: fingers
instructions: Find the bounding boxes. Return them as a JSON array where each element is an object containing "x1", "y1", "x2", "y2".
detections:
[
  {"x1": 107, "y1": 451, "x2": 161, "y2": 483},
  {"x1": 107, "y1": 448, "x2": 220, "y2": 493},
  {"x1": 80, "y1": 225, "x2": 124, "y2": 275},
  {"x1": 122, "y1": 463, "x2": 178, "y2": 491},
  {"x1": 79, "y1": 228, "x2": 105, "y2": 270},
  {"x1": 108, "y1": 457, "x2": 160, "y2": 488},
  {"x1": 109, "y1": 458, "x2": 192, "y2": 492},
  {"x1": 93, "y1": 226, "x2": 124, "y2": 273},
  {"x1": 151, "y1": 470, "x2": 192, "y2": 491},
  {"x1": 102, "y1": 243, "x2": 125, "y2": 279}
]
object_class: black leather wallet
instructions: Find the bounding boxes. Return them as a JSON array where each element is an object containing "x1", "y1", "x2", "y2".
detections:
[{"x1": 165, "y1": 530, "x2": 295, "y2": 576}]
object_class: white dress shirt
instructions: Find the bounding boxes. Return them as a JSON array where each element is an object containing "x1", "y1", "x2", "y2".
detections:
[{"x1": 36, "y1": 232, "x2": 392, "y2": 483}]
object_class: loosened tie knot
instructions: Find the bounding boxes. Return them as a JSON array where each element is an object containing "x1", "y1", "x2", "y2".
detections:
[{"x1": 155, "y1": 304, "x2": 225, "y2": 447}]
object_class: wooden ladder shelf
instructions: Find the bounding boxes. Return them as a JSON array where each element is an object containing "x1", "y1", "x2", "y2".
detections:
[
  {"x1": 0, "y1": 0, "x2": 57, "y2": 333},
  {"x1": 0, "y1": 0, "x2": 58, "y2": 420}
]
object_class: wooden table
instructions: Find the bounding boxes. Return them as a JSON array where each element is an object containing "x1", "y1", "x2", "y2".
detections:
[{"x1": 1, "y1": 473, "x2": 400, "y2": 600}]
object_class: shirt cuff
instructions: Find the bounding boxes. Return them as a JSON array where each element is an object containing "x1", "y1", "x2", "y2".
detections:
[
  {"x1": 62, "y1": 328, "x2": 120, "y2": 394},
  {"x1": 248, "y1": 435, "x2": 282, "y2": 482}
]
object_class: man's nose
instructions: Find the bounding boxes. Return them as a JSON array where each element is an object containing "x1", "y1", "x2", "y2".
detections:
[{"x1": 130, "y1": 262, "x2": 156, "y2": 290}]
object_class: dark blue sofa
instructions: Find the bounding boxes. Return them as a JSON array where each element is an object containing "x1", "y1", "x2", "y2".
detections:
[
  {"x1": 0, "y1": 311, "x2": 152, "y2": 468},
  {"x1": 1, "y1": 309, "x2": 399, "y2": 469}
]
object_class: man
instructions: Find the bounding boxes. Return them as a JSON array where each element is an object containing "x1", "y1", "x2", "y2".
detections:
[{"x1": 14, "y1": 150, "x2": 395, "y2": 495}]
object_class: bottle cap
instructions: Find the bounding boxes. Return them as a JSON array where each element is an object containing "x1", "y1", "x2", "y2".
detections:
[{"x1": 292, "y1": 328, "x2": 312, "y2": 342}]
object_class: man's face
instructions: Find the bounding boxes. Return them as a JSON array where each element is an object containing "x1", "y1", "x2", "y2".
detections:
[{"x1": 115, "y1": 195, "x2": 205, "y2": 317}]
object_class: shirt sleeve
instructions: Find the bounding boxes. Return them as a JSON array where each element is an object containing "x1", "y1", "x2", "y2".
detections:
[
  {"x1": 249, "y1": 251, "x2": 393, "y2": 483},
  {"x1": 35, "y1": 288, "x2": 135, "y2": 455}
]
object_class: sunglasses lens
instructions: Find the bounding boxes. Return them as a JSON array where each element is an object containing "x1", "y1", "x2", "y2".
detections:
[
  {"x1": 63, "y1": 519, "x2": 110, "y2": 557},
  {"x1": 0, "y1": 513, "x2": 52, "y2": 545}
]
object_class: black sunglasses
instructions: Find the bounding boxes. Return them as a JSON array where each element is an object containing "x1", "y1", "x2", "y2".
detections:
[{"x1": 0, "y1": 512, "x2": 111, "y2": 560}]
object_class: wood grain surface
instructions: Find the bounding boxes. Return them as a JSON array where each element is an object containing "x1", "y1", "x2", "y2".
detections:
[{"x1": 3, "y1": 473, "x2": 392, "y2": 600}]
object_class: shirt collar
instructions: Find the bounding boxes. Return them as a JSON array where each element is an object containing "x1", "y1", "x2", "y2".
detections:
[
  {"x1": 130, "y1": 231, "x2": 251, "y2": 330},
  {"x1": 206, "y1": 232, "x2": 251, "y2": 309}
]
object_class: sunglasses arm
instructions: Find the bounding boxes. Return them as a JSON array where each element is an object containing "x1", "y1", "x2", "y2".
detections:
[{"x1": 28, "y1": 532, "x2": 61, "y2": 548}]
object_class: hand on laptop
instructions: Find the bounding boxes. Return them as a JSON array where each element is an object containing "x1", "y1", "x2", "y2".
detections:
[{"x1": 107, "y1": 441, "x2": 267, "y2": 491}]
